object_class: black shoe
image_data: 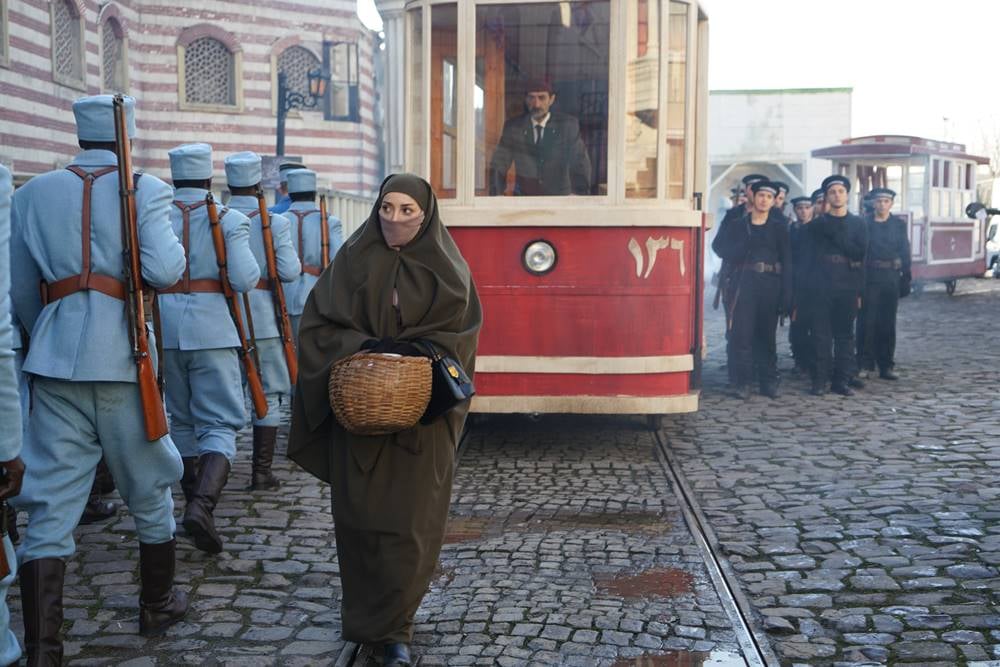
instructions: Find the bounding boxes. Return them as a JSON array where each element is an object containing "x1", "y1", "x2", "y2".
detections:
[
  {"x1": 759, "y1": 383, "x2": 779, "y2": 399},
  {"x1": 138, "y1": 539, "x2": 188, "y2": 636},
  {"x1": 730, "y1": 384, "x2": 751, "y2": 400},
  {"x1": 879, "y1": 369, "x2": 899, "y2": 381},
  {"x1": 383, "y1": 643, "x2": 412, "y2": 666},
  {"x1": 831, "y1": 383, "x2": 854, "y2": 396},
  {"x1": 20, "y1": 558, "x2": 66, "y2": 665},
  {"x1": 847, "y1": 376, "x2": 865, "y2": 389},
  {"x1": 78, "y1": 497, "x2": 119, "y2": 526},
  {"x1": 809, "y1": 380, "x2": 826, "y2": 396},
  {"x1": 249, "y1": 426, "x2": 281, "y2": 491},
  {"x1": 182, "y1": 453, "x2": 231, "y2": 555}
]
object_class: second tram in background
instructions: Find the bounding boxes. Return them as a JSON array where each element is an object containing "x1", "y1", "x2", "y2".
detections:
[{"x1": 377, "y1": 0, "x2": 710, "y2": 421}]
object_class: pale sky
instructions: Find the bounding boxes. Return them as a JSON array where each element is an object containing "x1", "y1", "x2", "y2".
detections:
[{"x1": 356, "y1": 0, "x2": 1000, "y2": 157}]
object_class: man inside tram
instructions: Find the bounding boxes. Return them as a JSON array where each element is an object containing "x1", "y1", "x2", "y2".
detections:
[{"x1": 487, "y1": 78, "x2": 593, "y2": 196}]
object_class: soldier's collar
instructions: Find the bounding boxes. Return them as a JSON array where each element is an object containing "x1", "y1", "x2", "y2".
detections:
[{"x1": 72, "y1": 149, "x2": 118, "y2": 167}]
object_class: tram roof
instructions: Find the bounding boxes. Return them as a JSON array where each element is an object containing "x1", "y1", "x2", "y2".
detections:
[{"x1": 811, "y1": 135, "x2": 989, "y2": 164}]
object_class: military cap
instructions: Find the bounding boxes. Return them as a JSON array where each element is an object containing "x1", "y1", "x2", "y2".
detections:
[
  {"x1": 790, "y1": 196, "x2": 812, "y2": 206},
  {"x1": 73, "y1": 94, "x2": 136, "y2": 142},
  {"x1": 811, "y1": 188, "x2": 825, "y2": 202},
  {"x1": 821, "y1": 174, "x2": 851, "y2": 193},
  {"x1": 742, "y1": 173, "x2": 768, "y2": 185},
  {"x1": 870, "y1": 187, "x2": 896, "y2": 199},
  {"x1": 168, "y1": 143, "x2": 213, "y2": 181},
  {"x1": 224, "y1": 151, "x2": 262, "y2": 188},
  {"x1": 751, "y1": 181, "x2": 778, "y2": 196},
  {"x1": 771, "y1": 180, "x2": 789, "y2": 194},
  {"x1": 278, "y1": 162, "x2": 306, "y2": 181},
  {"x1": 286, "y1": 168, "x2": 317, "y2": 194}
]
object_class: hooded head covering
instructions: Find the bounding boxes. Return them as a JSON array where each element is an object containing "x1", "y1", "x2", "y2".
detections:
[
  {"x1": 288, "y1": 173, "x2": 482, "y2": 479},
  {"x1": 377, "y1": 173, "x2": 433, "y2": 249}
]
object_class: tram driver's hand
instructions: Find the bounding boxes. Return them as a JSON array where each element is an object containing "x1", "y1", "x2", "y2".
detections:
[{"x1": 0, "y1": 456, "x2": 25, "y2": 501}]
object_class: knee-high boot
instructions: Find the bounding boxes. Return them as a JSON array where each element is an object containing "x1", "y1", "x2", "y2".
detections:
[
  {"x1": 249, "y1": 426, "x2": 280, "y2": 491},
  {"x1": 180, "y1": 456, "x2": 198, "y2": 504},
  {"x1": 138, "y1": 539, "x2": 188, "y2": 636},
  {"x1": 182, "y1": 453, "x2": 230, "y2": 554},
  {"x1": 20, "y1": 558, "x2": 65, "y2": 666}
]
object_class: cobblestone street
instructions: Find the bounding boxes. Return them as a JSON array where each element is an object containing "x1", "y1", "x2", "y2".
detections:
[{"x1": 6, "y1": 278, "x2": 999, "y2": 666}]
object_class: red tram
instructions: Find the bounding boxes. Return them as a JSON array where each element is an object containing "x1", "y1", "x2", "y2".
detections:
[{"x1": 378, "y1": 0, "x2": 710, "y2": 419}]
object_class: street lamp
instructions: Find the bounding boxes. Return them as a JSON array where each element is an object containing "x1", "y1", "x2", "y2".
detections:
[{"x1": 275, "y1": 67, "x2": 330, "y2": 157}]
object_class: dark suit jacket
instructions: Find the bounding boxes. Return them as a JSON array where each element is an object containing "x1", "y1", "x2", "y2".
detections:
[{"x1": 488, "y1": 112, "x2": 593, "y2": 196}]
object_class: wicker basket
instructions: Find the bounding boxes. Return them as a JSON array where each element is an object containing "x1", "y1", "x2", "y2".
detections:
[{"x1": 328, "y1": 352, "x2": 433, "y2": 435}]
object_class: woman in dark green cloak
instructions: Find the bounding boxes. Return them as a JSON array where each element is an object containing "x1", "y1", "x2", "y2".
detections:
[{"x1": 287, "y1": 174, "x2": 481, "y2": 666}]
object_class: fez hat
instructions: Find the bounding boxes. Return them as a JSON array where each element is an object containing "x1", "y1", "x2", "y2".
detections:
[
  {"x1": 524, "y1": 77, "x2": 554, "y2": 94},
  {"x1": 822, "y1": 174, "x2": 851, "y2": 193},
  {"x1": 168, "y1": 143, "x2": 213, "y2": 181},
  {"x1": 73, "y1": 95, "x2": 136, "y2": 142},
  {"x1": 224, "y1": 151, "x2": 262, "y2": 188}
]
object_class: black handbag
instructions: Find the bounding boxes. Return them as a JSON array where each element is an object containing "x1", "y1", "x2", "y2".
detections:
[{"x1": 414, "y1": 340, "x2": 475, "y2": 424}]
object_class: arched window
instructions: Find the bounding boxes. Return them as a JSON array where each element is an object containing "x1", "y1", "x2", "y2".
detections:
[
  {"x1": 177, "y1": 25, "x2": 243, "y2": 111},
  {"x1": 277, "y1": 45, "x2": 321, "y2": 112},
  {"x1": 51, "y1": 0, "x2": 85, "y2": 89},
  {"x1": 101, "y1": 17, "x2": 127, "y2": 92}
]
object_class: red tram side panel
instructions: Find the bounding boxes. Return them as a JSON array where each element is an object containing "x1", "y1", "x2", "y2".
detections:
[{"x1": 450, "y1": 224, "x2": 703, "y2": 415}]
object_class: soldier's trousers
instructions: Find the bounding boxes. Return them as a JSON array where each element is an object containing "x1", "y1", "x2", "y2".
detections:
[
  {"x1": 789, "y1": 294, "x2": 814, "y2": 371},
  {"x1": 244, "y1": 337, "x2": 290, "y2": 428},
  {"x1": 13, "y1": 348, "x2": 27, "y2": 429},
  {"x1": 164, "y1": 348, "x2": 244, "y2": 462},
  {"x1": 809, "y1": 289, "x2": 858, "y2": 386},
  {"x1": 290, "y1": 314, "x2": 302, "y2": 346},
  {"x1": 728, "y1": 274, "x2": 781, "y2": 387},
  {"x1": 857, "y1": 278, "x2": 899, "y2": 372},
  {"x1": 0, "y1": 534, "x2": 20, "y2": 665},
  {"x1": 14, "y1": 378, "x2": 182, "y2": 562}
]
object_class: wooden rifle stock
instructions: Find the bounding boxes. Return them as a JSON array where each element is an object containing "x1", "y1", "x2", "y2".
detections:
[
  {"x1": 255, "y1": 186, "x2": 298, "y2": 386},
  {"x1": 113, "y1": 95, "x2": 169, "y2": 441},
  {"x1": 319, "y1": 194, "x2": 330, "y2": 269},
  {"x1": 205, "y1": 195, "x2": 269, "y2": 420}
]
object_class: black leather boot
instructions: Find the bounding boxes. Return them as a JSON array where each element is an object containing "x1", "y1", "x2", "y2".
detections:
[
  {"x1": 248, "y1": 426, "x2": 281, "y2": 491},
  {"x1": 138, "y1": 539, "x2": 188, "y2": 636},
  {"x1": 180, "y1": 457, "x2": 198, "y2": 504},
  {"x1": 77, "y1": 496, "x2": 119, "y2": 525},
  {"x1": 182, "y1": 453, "x2": 230, "y2": 554},
  {"x1": 20, "y1": 558, "x2": 65, "y2": 666},
  {"x1": 383, "y1": 642, "x2": 412, "y2": 666}
]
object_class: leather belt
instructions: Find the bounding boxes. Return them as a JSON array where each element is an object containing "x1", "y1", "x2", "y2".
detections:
[
  {"x1": 742, "y1": 261, "x2": 781, "y2": 274},
  {"x1": 868, "y1": 258, "x2": 902, "y2": 270},
  {"x1": 41, "y1": 273, "x2": 126, "y2": 304},
  {"x1": 158, "y1": 279, "x2": 223, "y2": 294},
  {"x1": 821, "y1": 254, "x2": 862, "y2": 269},
  {"x1": 302, "y1": 265, "x2": 322, "y2": 277}
]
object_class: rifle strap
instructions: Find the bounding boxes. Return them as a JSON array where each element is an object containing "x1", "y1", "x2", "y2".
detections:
[
  {"x1": 42, "y1": 166, "x2": 124, "y2": 304},
  {"x1": 169, "y1": 200, "x2": 208, "y2": 294}
]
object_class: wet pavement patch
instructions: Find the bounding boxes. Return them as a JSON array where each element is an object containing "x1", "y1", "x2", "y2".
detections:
[{"x1": 597, "y1": 567, "x2": 695, "y2": 599}]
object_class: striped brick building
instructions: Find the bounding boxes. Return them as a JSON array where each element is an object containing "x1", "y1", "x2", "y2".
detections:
[{"x1": 0, "y1": 0, "x2": 382, "y2": 196}]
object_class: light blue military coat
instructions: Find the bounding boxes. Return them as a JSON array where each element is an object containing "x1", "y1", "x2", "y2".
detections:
[
  {"x1": 285, "y1": 201, "x2": 343, "y2": 316},
  {"x1": 158, "y1": 188, "x2": 259, "y2": 349},
  {"x1": 226, "y1": 196, "x2": 300, "y2": 339},
  {"x1": 10, "y1": 150, "x2": 186, "y2": 380}
]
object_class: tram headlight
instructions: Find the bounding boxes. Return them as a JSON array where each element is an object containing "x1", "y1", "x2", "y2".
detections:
[{"x1": 522, "y1": 240, "x2": 557, "y2": 275}]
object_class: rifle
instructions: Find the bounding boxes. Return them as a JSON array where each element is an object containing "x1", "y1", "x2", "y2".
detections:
[
  {"x1": 255, "y1": 186, "x2": 298, "y2": 385},
  {"x1": 113, "y1": 95, "x2": 169, "y2": 441},
  {"x1": 319, "y1": 193, "x2": 330, "y2": 269},
  {"x1": 205, "y1": 194, "x2": 269, "y2": 420}
]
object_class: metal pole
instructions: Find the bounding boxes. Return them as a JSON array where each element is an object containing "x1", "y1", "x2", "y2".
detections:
[
  {"x1": 322, "y1": 41, "x2": 332, "y2": 121},
  {"x1": 276, "y1": 71, "x2": 287, "y2": 157}
]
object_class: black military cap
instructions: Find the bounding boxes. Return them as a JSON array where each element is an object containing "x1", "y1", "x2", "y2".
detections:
[
  {"x1": 811, "y1": 188, "x2": 825, "y2": 202},
  {"x1": 821, "y1": 174, "x2": 851, "y2": 193},
  {"x1": 750, "y1": 181, "x2": 778, "y2": 195},
  {"x1": 742, "y1": 173, "x2": 768, "y2": 185},
  {"x1": 790, "y1": 196, "x2": 812, "y2": 206},
  {"x1": 771, "y1": 180, "x2": 789, "y2": 194},
  {"x1": 870, "y1": 187, "x2": 896, "y2": 199}
]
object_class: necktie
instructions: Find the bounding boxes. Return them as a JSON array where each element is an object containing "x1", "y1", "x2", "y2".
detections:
[{"x1": 534, "y1": 125, "x2": 543, "y2": 144}]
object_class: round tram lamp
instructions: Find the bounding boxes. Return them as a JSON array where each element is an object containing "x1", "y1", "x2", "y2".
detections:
[{"x1": 523, "y1": 240, "x2": 557, "y2": 275}]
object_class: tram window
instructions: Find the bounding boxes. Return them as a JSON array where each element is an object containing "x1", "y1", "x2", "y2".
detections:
[
  {"x1": 932, "y1": 159, "x2": 940, "y2": 187},
  {"x1": 966, "y1": 163, "x2": 973, "y2": 190},
  {"x1": 887, "y1": 165, "x2": 903, "y2": 212},
  {"x1": 625, "y1": 0, "x2": 659, "y2": 199},
  {"x1": 666, "y1": 1, "x2": 687, "y2": 200},
  {"x1": 908, "y1": 164, "x2": 925, "y2": 219},
  {"x1": 430, "y1": 4, "x2": 458, "y2": 198},
  {"x1": 477, "y1": 2, "x2": 610, "y2": 197}
]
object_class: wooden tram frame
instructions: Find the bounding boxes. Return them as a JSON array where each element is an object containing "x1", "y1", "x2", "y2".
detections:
[
  {"x1": 812, "y1": 135, "x2": 989, "y2": 295},
  {"x1": 379, "y1": 0, "x2": 711, "y2": 417}
]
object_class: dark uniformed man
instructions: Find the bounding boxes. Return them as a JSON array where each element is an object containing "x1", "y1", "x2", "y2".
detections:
[
  {"x1": 788, "y1": 195, "x2": 814, "y2": 374},
  {"x1": 856, "y1": 187, "x2": 911, "y2": 380},
  {"x1": 811, "y1": 188, "x2": 826, "y2": 216},
  {"x1": 712, "y1": 181, "x2": 792, "y2": 399},
  {"x1": 803, "y1": 175, "x2": 867, "y2": 396},
  {"x1": 772, "y1": 180, "x2": 790, "y2": 219}
]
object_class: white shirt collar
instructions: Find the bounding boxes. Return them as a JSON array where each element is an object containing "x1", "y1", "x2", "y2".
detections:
[{"x1": 532, "y1": 113, "x2": 552, "y2": 129}]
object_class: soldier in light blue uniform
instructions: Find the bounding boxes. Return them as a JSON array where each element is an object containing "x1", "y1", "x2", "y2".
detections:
[
  {"x1": 284, "y1": 169, "x2": 343, "y2": 340},
  {"x1": 161, "y1": 143, "x2": 259, "y2": 555},
  {"x1": 224, "y1": 152, "x2": 301, "y2": 490},
  {"x1": 269, "y1": 161, "x2": 305, "y2": 215},
  {"x1": 0, "y1": 164, "x2": 25, "y2": 667},
  {"x1": 9, "y1": 95, "x2": 189, "y2": 661}
]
